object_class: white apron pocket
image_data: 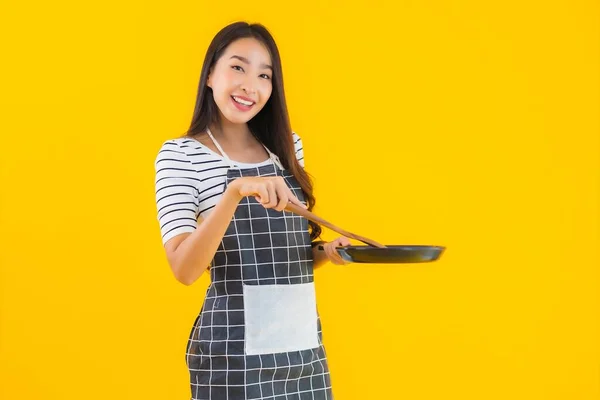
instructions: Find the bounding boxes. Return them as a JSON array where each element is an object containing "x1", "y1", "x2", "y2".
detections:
[{"x1": 243, "y1": 282, "x2": 319, "y2": 355}]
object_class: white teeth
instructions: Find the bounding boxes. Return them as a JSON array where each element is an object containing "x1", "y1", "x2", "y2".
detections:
[{"x1": 232, "y1": 96, "x2": 254, "y2": 106}]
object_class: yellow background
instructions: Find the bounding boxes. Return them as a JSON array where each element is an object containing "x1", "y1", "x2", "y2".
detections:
[{"x1": 1, "y1": 0, "x2": 598, "y2": 399}]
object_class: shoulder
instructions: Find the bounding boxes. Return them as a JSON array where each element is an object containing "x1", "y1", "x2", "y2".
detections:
[
  {"x1": 292, "y1": 131, "x2": 303, "y2": 147},
  {"x1": 291, "y1": 131, "x2": 304, "y2": 166},
  {"x1": 154, "y1": 138, "x2": 202, "y2": 181},
  {"x1": 155, "y1": 136, "x2": 218, "y2": 167},
  {"x1": 155, "y1": 138, "x2": 187, "y2": 163}
]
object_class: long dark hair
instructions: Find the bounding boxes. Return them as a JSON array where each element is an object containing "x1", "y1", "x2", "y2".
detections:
[{"x1": 183, "y1": 21, "x2": 321, "y2": 241}]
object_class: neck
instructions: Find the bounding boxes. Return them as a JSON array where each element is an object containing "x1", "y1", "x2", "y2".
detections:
[{"x1": 209, "y1": 117, "x2": 254, "y2": 146}]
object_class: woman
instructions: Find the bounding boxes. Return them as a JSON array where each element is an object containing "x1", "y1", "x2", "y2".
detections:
[{"x1": 154, "y1": 21, "x2": 351, "y2": 399}]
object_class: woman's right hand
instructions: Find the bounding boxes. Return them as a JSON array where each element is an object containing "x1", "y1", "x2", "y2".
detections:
[{"x1": 229, "y1": 176, "x2": 308, "y2": 211}]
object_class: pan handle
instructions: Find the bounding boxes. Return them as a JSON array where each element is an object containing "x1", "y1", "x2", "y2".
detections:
[
  {"x1": 317, "y1": 244, "x2": 354, "y2": 263},
  {"x1": 334, "y1": 247, "x2": 354, "y2": 263}
]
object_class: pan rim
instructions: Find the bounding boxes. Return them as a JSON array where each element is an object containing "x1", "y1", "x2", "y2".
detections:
[{"x1": 335, "y1": 245, "x2": 446, "y2": 264}]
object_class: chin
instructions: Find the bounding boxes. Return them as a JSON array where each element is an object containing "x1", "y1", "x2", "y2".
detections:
[
  {"x1": 223, "y1": 108, "x2": 264, "y2": 125},
  {"x1": 221, "y1": 113, "x2": 256, "y2": 125}
]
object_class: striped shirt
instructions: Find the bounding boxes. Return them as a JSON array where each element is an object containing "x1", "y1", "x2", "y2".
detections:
[{"x1": 155, "y1": 132, "x2": 305, "y2": 245}]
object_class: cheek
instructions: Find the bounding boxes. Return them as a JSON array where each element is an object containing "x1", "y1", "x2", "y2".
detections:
[
  {"x1": 213, "y1": 70, "x2": 237, "y2": 93},
  {"x1": 259, "y1": 83, "x2": 273, "y2": 102},
  {"x1": 223, "y1": 68, "x2": 240, "y2": 85}
]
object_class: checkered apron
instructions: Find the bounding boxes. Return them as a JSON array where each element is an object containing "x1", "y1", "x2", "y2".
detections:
[{"x1": 185, "y1": 161, "x2": 332, "y2": 400}]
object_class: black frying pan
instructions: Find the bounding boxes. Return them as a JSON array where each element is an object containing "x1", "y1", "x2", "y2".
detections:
[
  {"x1": 329, "y1": 245, "x2": 445, "y2": 264},
  {"x1": 284, "y1": 203, "x2": 445, "y2": 264}
]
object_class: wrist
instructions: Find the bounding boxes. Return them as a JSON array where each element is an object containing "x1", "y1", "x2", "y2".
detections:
[{"x1": 224, "y1": 179, "x2": 244, "y2": 203}]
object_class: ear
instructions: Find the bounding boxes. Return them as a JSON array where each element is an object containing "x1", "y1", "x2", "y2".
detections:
[{"x1": 206, "y1": 67, "x2": 214, "y2": 88}]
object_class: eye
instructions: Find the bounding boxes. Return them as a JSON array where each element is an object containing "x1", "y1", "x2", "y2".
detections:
[
  {"x1": 231, "y1": 65, "x2": 244, "y2": 72},
  {"x1": 259, "y1": 74, "x2": 271, "y2": 80}
]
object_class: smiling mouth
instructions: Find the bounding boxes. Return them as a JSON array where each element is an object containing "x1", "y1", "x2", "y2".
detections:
[{"x1": 231, "y1": 96, "x2": 255, "y2": 106}]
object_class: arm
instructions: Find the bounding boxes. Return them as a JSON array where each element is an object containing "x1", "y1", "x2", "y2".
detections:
[
  {"x1": 165, "y1": 191, "x2": 347, "y2": 281},
  {"x1": 312, "y1": 241, "x2": 328, "y2": 268},
  {"x1": 155, "y1": 140, "x2": 236, "y2": 285},
  {"x1": 161, "y1": 175, "x2": 307, "y2": 286},
  {"x1": 163, "y1": 184, "x2": 243, "y2": 285}
]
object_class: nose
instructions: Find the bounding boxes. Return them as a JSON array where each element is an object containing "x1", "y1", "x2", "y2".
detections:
[{"x1": 239, "y1": 78, "x2": 257, "y2": 95}]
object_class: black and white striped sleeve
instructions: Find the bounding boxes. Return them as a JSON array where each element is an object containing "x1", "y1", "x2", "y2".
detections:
[
  {"x1": 292, "y1": 132, "x2": 304, "y2": 168},
  {"x1": 154, "y1": 140, "x2": 200, "y2": 245}
]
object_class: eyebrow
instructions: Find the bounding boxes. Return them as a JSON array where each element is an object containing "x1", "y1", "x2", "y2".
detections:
[{"x1": 229, "y1": 55, "x2": 273, "y2": 71}]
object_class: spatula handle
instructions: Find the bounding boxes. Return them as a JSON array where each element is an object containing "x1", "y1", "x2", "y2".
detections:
[{"x1": 284, "y1": 203, "x2": 386, "y2": 248}]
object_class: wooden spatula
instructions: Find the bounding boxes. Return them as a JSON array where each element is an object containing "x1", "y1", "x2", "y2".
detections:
[{"x1": 284, "y1": 203, "x2": 387, "y2": 248}]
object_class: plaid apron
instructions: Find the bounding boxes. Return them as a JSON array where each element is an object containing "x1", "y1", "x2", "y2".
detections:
[{"x1": 185, "y1": 160, "x2": 332, "y2": 399}]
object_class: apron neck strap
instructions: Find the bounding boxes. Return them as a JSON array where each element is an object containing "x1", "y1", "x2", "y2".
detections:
[
  {"x1": 206, "y1": 127, "x2": 284, "y2": 170},
  {"x1": 206, "y1": 127, "x2": 231, "y2": 161}
]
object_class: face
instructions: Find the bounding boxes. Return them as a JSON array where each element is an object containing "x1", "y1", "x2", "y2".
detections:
[{"x1": 207, "y1": 37, "x2": 273, "y2": 125}]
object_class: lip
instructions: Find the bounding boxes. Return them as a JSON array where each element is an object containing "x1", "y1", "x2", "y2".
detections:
[
  {"x1": 230, "y1": 95, "x2": 255, "y2": 111},
  {"x1": 231, "y1": 95, "x2": 256, "y2": 103}
]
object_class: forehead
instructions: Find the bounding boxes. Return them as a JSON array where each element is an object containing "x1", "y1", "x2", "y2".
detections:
[{"x1": 221, "y1": 38, "x2": 272, "y2": 64}]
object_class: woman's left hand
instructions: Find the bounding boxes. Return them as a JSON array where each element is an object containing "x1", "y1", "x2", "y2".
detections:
[{"x1": 323, "y1": 236, "x2": 352, "y2": 265}]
